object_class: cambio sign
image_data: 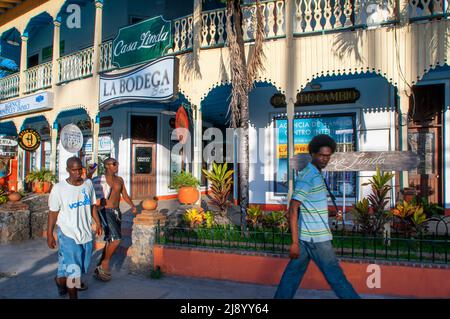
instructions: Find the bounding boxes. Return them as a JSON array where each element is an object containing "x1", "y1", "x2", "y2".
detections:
[{"x1": 99, "y1": 56, "x2": 178, "y2": 108}]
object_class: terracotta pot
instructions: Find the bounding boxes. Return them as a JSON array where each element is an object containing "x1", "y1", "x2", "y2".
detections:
[
  {"x1": 8, "y1": 191, "x2": 21, "y2": 202},
  {"x1": 34, "y1": 181, "x2": 52, "y2": 194},
  {"x1": 142, "y1": 198, "x2": 158, "y2": 210},
  {"x1": 178, "y1": 186, "x2": 199, "y2": 205}
]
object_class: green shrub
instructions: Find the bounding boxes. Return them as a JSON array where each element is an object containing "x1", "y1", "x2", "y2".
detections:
[{"x1": 170, "y1": 171, "x2": 200, "y2": 190}]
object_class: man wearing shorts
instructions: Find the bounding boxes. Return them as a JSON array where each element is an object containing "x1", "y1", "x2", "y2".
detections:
[
  {"x1": 92, "y1": 158, "x2": 136, "y2": 281},
  {"x1": 47, "y1": 157, "x2": 102, "y2": 299}
]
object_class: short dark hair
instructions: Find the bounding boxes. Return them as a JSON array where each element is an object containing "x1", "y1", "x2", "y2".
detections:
[
  {"x1": 66, "y1": 156, "x2": 82, "y2": 168},
  {"x1": 104, "y1": 158, "x2": 116, "y2": 165},
  {"x1": 308, "y1": 134, "x2": 337, "y2": 154}
]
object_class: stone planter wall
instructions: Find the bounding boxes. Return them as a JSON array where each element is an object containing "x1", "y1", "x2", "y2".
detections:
[
  {"x1": 0, "y1": 202, "x2": 30, "y2": 244},
  {"x1": 0, "y1": 194, "x2": 50, "y2": 244}
]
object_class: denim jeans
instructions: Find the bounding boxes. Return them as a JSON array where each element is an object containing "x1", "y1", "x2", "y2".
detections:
[{"x1": 274, "y1": 240, "x2": 360, "y2": 299}]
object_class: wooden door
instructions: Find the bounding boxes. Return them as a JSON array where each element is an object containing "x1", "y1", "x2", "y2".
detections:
[
  {"x1": 408, "y1": 125, "x2": 442, "y2": 204},
  {"x1": 131, "y1": 143, "x2": 156, "y2": 200},
  {"x1": 407, "y1": 84, "x2": 444, "y2": 205}
]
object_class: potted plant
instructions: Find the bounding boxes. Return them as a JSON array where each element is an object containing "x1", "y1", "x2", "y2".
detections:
[
  {"x1": 25, "y1": 169, "x2": 57, "y2": 194},
  {"x1": 202, "y1": 162, "x2": 234, "y2": 216},
  {"x1": 171, "y1": 171, "x2": 200, "y2": 205}
]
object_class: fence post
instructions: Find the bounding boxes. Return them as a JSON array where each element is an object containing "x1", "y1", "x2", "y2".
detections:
[{"x1": 128, "y1": 209, "x2": 167, "y2": 275}]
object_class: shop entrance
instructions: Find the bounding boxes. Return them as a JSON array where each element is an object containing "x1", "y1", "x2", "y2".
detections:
[
  {"x1": 130, "y1": 115, "x2": 157, "y2": 199},
  {"x1": 407, "y1": 84, "x2": 444, "y2": 205}
]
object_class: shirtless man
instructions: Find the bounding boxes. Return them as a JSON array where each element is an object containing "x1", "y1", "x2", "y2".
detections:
[{"x1": 92, "y1": 158, "x2": 137, "y2": 281}]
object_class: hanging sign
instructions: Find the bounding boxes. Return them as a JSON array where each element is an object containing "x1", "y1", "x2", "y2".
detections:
[
  {"x1": 0, "y1": 92, "x2": 53, "y2": 119},
  {"x1": 18, "y1": 129, "x2": 41, "y2": 152},
  {"x1": 295, "y1": 88, "x2": 360, "y2": 106},
  {"x1": 99, "y1": 56, "x2": 178, "y2": 108},
  {"x1": 175, "y1": 106, "x2": 189, "y2": 144},
  {"x1": 290, "y1": 151, "x2": 419, "y2": 172},
  {"x1": 60, "y1": 124, "x2": 83, "y2": 153},
  {"x1": 112, "y1": 15, "x2": 172, "y2": 69},
  {"x1": 0, "y1": 137, "x2": 17, "y2": 147}
]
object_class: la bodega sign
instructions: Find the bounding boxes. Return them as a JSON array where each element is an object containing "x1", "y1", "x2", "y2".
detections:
[{"x1": 99, "y1": 56, "x2": 178, "y2": 108}]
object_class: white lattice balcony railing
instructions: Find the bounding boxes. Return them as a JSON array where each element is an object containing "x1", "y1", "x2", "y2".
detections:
[
  {"x1": 171, "y1": 14, "x2": 194, "y2": 54},
  {"x1": 58, "y1": 46, "x2": 94, "y2": 83},
  {"x1": 24, "y1": 62, "x2": 52, "y2": 94},
  {"x1": 100, "y1": 40, "x2": 114, "y2": 72},
  {"x1": 241, "y1": 0, "x2": 286, "y2": 41},
  {"x1": 200, "y1": 0, "x2": 286, "y2": 48},
  {"x1": 294, "y1": 0, "x2": 398, "y2": 34},
  {"x1": 0, "y1": 73, "x2": 20, "y2": 100},
  {"x1": 409, "y1": 0, "x2": 448, "y2": 20}
]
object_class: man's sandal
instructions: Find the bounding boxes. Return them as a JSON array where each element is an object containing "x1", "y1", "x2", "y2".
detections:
[
  {"x1": 94, "y1": 266, "x2": 112, "y2": 282},
  {"x1": 54, "y1": 277, "x2": 67, "y2": 296},
  {"x1": 55, "y1": 276, "x2": 88, "y2": 293}
]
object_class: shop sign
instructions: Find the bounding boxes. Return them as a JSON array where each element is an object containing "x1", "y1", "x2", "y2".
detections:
[
  {"x1": 0, "y1": 92, "x2": 54, "y2": 119},
  {"x1": 295, "y1": 88, "x2": 360, "y2": 106},
  {"x1": 60, "y1": 124, "x2": 83, "y2": 153},
  {"x1": 99, "y1": 56, "x2": 177, "y2": 108},
  {"x1": 112, "y1": 15, "x2": 172, "y2": 69},
  {"x1": 100, "y1": 116, "x2": 114, "y2": 127},
  {"x1": 18, "y1": 129, "x2": 41, "y2": 152},
  {"x1": 0, "y1": 137, "x2": 17, "y2": 147},
  {"x1": 84, "y1": 135, "x2": 112, "y2": 153},
  {"x1": 0, "y1": 151, "x2": 16, "y2": 157},
  {"x1": 290, "y1": 151, "x2": 419, "y2": 172}
]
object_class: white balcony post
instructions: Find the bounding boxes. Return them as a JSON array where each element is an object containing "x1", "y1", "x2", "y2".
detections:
[
  {"x1": 52, "y1": 19, "x2": 61, "y2": 88},
  {"x1": 193, "y1": 0, "x2": 202, "y2": 57},
  {"x1": 19, "y1": 35, "x2": 28, "y2": 96},
  {"x1": 92, "y1": 0, "x2": 103, "y2": 77}
]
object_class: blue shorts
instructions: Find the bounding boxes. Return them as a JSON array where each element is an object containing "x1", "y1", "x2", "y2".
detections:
[{"x1": 56, "y1": 228, "x2": 93, "y2": 280}]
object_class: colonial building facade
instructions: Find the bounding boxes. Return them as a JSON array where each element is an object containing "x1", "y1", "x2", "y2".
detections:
[{"x1": 0, "y1": 0, "x2": 449, "y2": 215}]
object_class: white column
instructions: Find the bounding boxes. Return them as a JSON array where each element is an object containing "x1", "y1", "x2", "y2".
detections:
[
  {"x1": 398, "y1": 90, "x2": 410, "y2": 189},
  {"x1": 19, "y1": 35, "x2": 28, "y2": 96},
  {"x1": 192, "y1": 104, "x2": 202, "y2": 182},
  {"x1": 49, "y1": 120, "x2": 58, "y2": 174},
  {"x1": 51, "y1": 19, "x2": 61, "y2": 88},
  {"x1": 285, "y1": 0, "x2": 295, "y2": 199},
  {"x1": 92, "y1": 114, "x2": 100, "y2": 176}
]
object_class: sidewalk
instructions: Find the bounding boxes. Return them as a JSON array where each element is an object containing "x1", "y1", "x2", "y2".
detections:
[{"x1": 0, "y1": 237, "x2": 400, "y2": 299}]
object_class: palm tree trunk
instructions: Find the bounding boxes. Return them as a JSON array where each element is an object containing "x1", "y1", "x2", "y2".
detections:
[{"x1": 231, "y1": 0, "x2": 249, "y2": 230}]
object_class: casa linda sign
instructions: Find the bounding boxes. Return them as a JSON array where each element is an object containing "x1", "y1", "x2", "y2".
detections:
[
  {"x1": 112, "y1": 15, "x2": 172, "y2": 69},
  {"x1": 60, "y1": 124, "x2": 83, "y2": 153},
  {"x1": 0, "y1": 92, "x2": 54, "y2": 119},
  {"x1": 18, "y1": 129, "x2": 41, "y2": 152},
  {"x1": 99, "y1": 56, "x2": 178, "y2": 108}
]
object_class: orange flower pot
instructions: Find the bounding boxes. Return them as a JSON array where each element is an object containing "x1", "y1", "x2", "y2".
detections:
[
  {"x1": 34, "y1": 181, "x2": 52, "y2": 194},
  {"x1": 8, "y1": 191, "x2": 22, "y2": 202},
  {"x1": 142, "y1": 198, "x2": 158, "y2": 210},
  {"x1": 178, "y1": 186, "x2": 199, "y2": 205}
]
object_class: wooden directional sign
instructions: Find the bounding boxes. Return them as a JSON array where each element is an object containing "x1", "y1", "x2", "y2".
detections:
[{"x1": 289, "y1": 151, "x2": 419, "y2": 172}]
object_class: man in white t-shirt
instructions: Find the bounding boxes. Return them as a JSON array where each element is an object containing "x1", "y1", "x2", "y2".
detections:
[{"x1": 47, "y1": 156, "x2": 102, "y2": 299}]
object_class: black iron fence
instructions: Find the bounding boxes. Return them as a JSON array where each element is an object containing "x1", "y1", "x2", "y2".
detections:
[{"x1": 155, "y1": 218, "x2": 450, "y2": 265}]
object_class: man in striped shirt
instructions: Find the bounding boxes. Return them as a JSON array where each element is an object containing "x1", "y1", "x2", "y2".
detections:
[{"x1": 274, "y1": 134, "x2": 360, "y2": 299}]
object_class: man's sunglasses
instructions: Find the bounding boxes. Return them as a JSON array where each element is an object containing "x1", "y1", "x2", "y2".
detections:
[{"x1": 106, "y1": 162, "x2": 118, "y2": 166}]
